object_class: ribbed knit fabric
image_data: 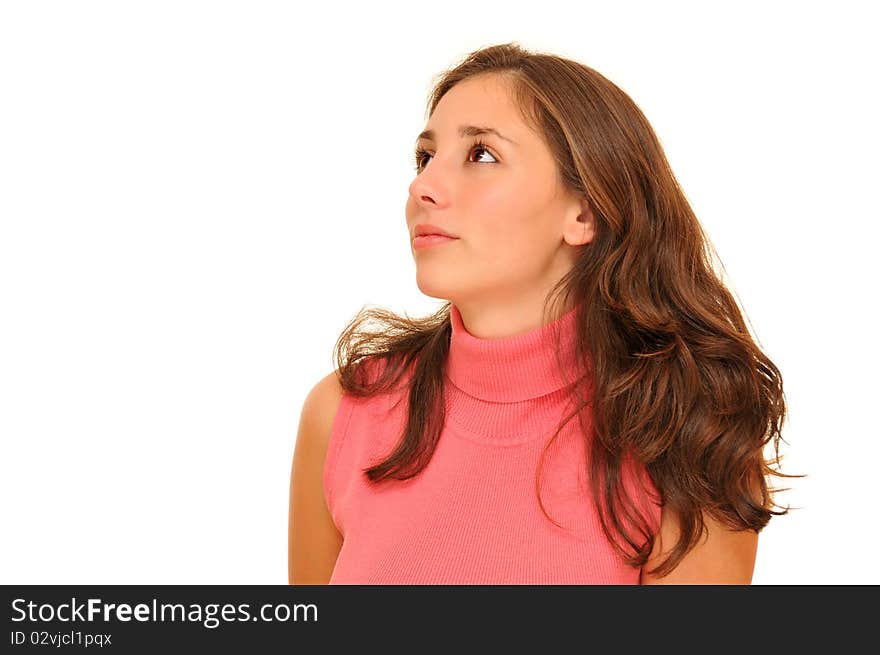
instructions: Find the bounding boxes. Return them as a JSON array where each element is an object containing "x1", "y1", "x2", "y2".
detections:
[{"x1": 323, "y1": 302, "x2": 662, "y2": 584}]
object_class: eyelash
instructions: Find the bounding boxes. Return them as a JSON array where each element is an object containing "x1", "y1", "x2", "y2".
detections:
[{"x1": 412, "y1": 139, "x2": 496, "y2": 173}]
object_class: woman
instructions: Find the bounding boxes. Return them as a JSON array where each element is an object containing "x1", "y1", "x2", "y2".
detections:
[{"x1": 288, "y1": 42, "x2": 798, "y2": 584}]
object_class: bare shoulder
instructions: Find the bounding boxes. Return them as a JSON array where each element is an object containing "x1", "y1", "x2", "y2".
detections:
[
  {"x1": 288, "y1": 369, "x2": 346, "y2": 585},
  {"x1": 299, "y1": 369, "x2": 345, "y2": 449}
]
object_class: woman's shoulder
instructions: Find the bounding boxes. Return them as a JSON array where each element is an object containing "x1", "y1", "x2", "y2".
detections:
[
  {"x1": 301, "y1": 355, "x2": 393, "y2": 437},
  {"x1": 305, "y1": 354, "x2": 412, "y2": 438},
  {"x1": 300, "y1": 369, "x2": 346, "y2": 452}
]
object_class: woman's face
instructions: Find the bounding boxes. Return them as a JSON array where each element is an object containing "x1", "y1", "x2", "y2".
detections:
[{"x1": 406, "y1": 73, "x2": 590, "y2": 314}]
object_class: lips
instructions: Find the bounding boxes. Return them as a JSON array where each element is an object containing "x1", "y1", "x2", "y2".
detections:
[
  {"x1": 412, "y1": 233, "x2": 458, "y2": 250},
  {"x1": 413, "y1": 223, "x2": 458, "y2": 239}
]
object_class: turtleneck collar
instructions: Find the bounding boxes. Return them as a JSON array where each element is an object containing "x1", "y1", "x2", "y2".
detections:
[{"x1": 445, "y1": 302, "x2": 589, "y2": 403}]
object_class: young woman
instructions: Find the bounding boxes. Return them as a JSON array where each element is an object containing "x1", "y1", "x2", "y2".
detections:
[{"x1": 288, "y1": 42, "x2": 797, "y2": 585}]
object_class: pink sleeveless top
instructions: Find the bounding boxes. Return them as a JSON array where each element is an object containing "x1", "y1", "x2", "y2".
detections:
[{"x1": 323, "y1": 303, "x2": 662, "y2": 584}]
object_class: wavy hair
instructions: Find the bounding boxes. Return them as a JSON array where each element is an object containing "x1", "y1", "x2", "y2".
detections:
[{"x1": 332, "y1": 41, "x2": 802, "y2": 578}]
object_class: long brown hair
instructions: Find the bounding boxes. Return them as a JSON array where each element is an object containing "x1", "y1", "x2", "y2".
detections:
[{"x1": 332, "y1": 42, "x2": 801, "y2": 578}]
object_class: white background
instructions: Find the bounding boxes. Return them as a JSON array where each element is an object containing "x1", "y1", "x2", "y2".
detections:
[{"x1": 1, "y1": 0, "x2": 876, "y2": 584}]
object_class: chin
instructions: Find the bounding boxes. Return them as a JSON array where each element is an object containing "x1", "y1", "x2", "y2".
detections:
[{"x1": 415, "y1": 271, "x2": 459, "y2": 301}]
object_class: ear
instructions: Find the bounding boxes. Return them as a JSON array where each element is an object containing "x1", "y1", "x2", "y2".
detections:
[{"x1": 562, "y1": 197, "x2": 596, "y2": 247}]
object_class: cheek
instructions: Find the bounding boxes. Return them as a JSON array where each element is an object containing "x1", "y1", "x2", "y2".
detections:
[
  {"x1": 467, "y1": 220, "x2": 551, "y2": 280},
  {"x1": 470, "y1": 193, "x2": 548, "y2": 255},
  {"x1": 470, "y1": 184, "x2": 532, "y2": 237}
]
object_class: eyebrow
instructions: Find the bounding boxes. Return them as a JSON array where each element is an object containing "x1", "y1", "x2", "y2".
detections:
[{"x1": 416, "y1": 124, "x2": 518, "y2": 146}]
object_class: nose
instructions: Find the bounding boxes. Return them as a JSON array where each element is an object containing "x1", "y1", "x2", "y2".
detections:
[
  {"x1": 409, "y1": 166, "x2": 447, "y2": 208},
  {"x1": 409, "y1": 175, "x2": 433, "y2": 205}
]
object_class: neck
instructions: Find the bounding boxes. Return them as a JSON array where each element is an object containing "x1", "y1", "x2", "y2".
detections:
[{"x1": 445, "y1": 300, "x2": 588, "y2": 403}]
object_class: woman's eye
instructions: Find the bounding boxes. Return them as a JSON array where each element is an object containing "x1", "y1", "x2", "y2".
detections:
[
  {"x1": 413, "y1": 150, "x2": 429, "y2": 171},
  {"x1": 413, "y1": 142, "x2": 497, "y2": 172},
  {"x1": 470, "y1": 144, "x2": 496, "y2": 164}
]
